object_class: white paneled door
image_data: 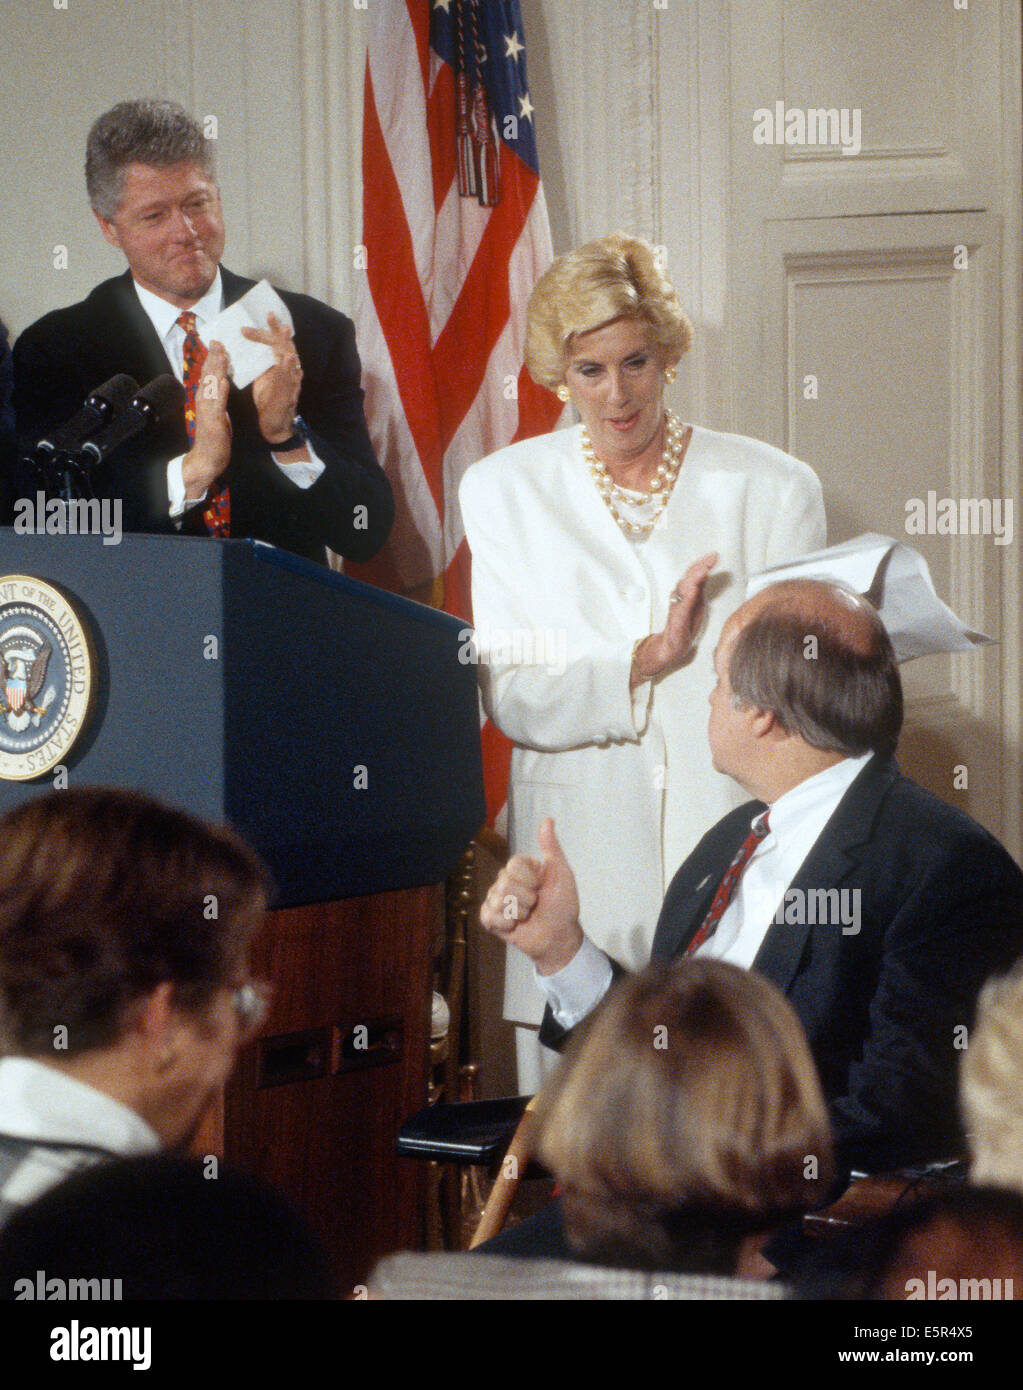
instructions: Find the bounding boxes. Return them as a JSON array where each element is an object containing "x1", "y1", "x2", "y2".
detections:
[{"x1": 728, "y1": 0, "x2": 1021, "y2": 857}]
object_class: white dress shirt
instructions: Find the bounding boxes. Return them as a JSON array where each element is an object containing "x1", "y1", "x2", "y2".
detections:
[
  {"x1": 538, "y1": 752, "x2": 873, "y2": 1029},
  {"x1": 131, "y1": 273, "x2": 324, "y2": 517},
  {"x1": 0, "y1": 1056, "x2": 160, "y2": 1208}
]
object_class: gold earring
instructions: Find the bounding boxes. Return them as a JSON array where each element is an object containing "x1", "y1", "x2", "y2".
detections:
[
  {"x1": 556, "y1": 384, "x2": 570, "y2": 403},
  {"x1": 664, "y1": 366, "x2": 677, "y2": 384}
]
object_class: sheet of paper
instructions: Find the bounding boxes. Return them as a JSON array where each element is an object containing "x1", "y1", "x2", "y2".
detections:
[
  {"x1": 200, "y1": 280, "x2": 294, "y2": 388},
  {"x1": 746, "y1": 534, "x2": 992, "y2": 662}
]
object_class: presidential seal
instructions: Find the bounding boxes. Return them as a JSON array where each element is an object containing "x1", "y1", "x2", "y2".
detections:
[{"x1": 0, "y1": 576, "x2": 94, "y2": 781}]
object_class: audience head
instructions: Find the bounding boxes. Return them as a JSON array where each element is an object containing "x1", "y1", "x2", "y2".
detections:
[
  {"x1": 961, "y1": 965, "x2": 1023, "y2": 1192},
  {"x1": 0, "y1": 786, "x2": 270, "y2": 1144},
  {"x1": 531, "y1": 958, "x2": 834, "y2": 1274},
  {"x1": 86, "y1": 99, "x2": 215, "y2": 220},
  {"x1": 0, "y1": 1154, "x2": 332, "y2": 1299},
  {"x1": 525, "y1": 233, "x2": 692, "y2": 390}
]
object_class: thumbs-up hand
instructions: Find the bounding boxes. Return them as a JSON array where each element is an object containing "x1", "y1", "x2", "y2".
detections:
[{"x1": 480, "y1": 817, "x2": 584, "y2": 975}]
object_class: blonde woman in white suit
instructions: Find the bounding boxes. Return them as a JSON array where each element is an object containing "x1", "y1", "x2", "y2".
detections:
[{"x1": 459, "y1": 235, "x2": 825, "y2": 1088}]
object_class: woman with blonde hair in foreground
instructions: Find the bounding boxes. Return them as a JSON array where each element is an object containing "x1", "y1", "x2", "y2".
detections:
[
  {"x1": 370, "y1": 959, "x2": 834, "y2": 1298},
  {"x1": 531, "y1": 958, "x2": 834, "y2": 1276},
  {"x1": 960, "y1": 964, "x2": 1023, "y2": 1193}
]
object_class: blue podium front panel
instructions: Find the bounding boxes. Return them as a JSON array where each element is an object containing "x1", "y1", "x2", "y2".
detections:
[{"x1": 0, "y1": 532, "x2": 485, "y2": 904}]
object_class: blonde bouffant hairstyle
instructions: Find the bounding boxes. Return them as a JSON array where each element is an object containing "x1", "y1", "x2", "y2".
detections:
[
  {"x1": 961, "y1": 966, "x2": 1023, "y2": 1194},
  {"x1": 531, "y1": 958, "x2": 834, "y2": 1274},
  {"x1": 524, "y1": 233, "x2": 694, "y2": 389}
]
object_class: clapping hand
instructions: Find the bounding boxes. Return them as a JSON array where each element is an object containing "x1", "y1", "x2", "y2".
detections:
[
  {"x1": 630, "y1": 551, "x2": 718, "y2": 687},
  {"x1": 242, "y1": 312, "x2": 304, "y2": 447},
  {"x1": 182, "y1": 339, "x2": 231, "y2": 499}
]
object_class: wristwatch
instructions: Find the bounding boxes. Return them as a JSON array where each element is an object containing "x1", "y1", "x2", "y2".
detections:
[{"x1": 270, "y1": 414, "x2": 307, "y2": 452}]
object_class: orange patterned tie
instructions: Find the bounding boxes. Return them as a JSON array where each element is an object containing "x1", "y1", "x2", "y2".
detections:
[{"x1": 178, "y1": 311, "x2": 230, "y2": 537}]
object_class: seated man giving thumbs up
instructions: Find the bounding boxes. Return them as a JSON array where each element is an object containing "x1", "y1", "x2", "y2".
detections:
[{"x1": 481, "y1": 578, "x2": 1023, "y2": 1174}]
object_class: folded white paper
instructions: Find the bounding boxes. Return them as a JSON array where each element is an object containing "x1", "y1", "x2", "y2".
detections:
[
  {"x1": 200, "y1": 280, "x2": 294, "y2": 389},
  {"x1": 746, "y1": 534, "x2": 992, "y2": 662}
]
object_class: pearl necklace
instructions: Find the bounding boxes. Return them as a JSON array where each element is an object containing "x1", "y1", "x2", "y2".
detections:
[{"x1": 582, "y1": 411, "x2": 689, "y2": 537}]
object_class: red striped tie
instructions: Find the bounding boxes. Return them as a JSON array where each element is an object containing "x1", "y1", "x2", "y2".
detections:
[
  {"x1": 178, "y1": 311, "x2": 230, "y2": 537},
  {"x1": 685, "y1": 811, "x2": 771, "y2": 958}
]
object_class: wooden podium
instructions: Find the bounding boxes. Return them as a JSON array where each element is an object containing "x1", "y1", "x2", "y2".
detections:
[{"x1": 0, "y1": 532, "x2": 486, "y2": 1290}]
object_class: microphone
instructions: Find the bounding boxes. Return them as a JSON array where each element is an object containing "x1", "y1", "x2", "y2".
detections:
[
  {"x1": 33, "y1": 374, "x2": 140, "y2": 455},
  {"x1": 79, "y1": 375, "x2": 186, "y2": 466}
]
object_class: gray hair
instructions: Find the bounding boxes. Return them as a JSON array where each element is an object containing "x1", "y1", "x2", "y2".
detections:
[
  {"x1": 728, "y1": 584, "x2": 904, "y2": 759},
  {"x1": 86, "y1": 99, "x2": 215, "y2": 219}
]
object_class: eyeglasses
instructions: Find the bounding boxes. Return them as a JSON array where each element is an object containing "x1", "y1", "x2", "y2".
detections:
[{"x1": 231, "y1": 980, "x2": 272, "y2": 1040}]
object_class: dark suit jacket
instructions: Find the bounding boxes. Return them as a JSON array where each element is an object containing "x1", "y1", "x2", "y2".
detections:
[
  {"x1": 11, "y1": 268, "x2": 393, "y2": 564},
  {"x1": 543, "y1": 755, "x2": 1023, "y2": 1173}
]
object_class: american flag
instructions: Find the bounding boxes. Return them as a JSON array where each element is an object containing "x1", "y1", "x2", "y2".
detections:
[{"x1": 352, "y1": 0, "x2": 564, "y2": 825}]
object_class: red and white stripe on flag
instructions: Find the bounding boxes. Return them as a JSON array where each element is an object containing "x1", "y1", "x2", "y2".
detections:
[{"x1": 352, "y1": 0, "x2": 564, "y2": 828}]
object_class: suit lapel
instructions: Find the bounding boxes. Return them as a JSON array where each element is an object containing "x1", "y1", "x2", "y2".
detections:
[
  {"x1": 655, "y1": 873, "x2": 719, "y2": 961},
  {"x1": 752, "y1": 755, "x2": 897, "y2": 992},
  {"x1": 653, "y1": 804, "x2": 765, "y2": 961},
  {"x1": 104, "y1": 267, "x2": 255, "y2": 382},
  {"x1": 103, "y1": 272, "x2": 178, "y2": 385},
  {"x1": 675, "y1": 873, "x2": 723, "y2": 956},
  {"x1": 220, "y1": 267, "x2": 256, "y2": 308}
]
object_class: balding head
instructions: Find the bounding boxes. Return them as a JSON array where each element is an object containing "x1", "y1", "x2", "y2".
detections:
[
  {"x1": 735, "y1": 580, "x2": 880, "y2": 651},
  {"x1": 724, "y1": 580, "x2": 903, "y2": 759}
]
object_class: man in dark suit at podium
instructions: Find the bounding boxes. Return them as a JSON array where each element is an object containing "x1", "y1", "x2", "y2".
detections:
[{"x1": 12, "y1": 99, "x2": 393, "y2": 566}]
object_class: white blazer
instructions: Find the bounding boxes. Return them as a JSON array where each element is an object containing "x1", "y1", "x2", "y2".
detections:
[{"x1": 459, "y1": 423, "x2": 826, "y2": 1024}]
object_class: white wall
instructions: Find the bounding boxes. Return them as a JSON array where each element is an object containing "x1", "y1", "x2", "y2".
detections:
[
  {"x1": 2, "y1": 1, "x2": 734, "y2": 418},
  {"x1": 0, "y1": 0, "x2": 365, "y2": 332}
]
